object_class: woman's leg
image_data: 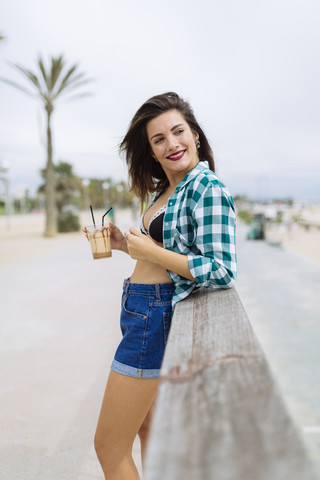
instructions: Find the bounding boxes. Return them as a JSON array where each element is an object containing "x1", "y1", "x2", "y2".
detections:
[
  {"x1": 138, "y1": 399, "x2": 157, "y2": 468},
  {"x1": 94, "y1": 369, "x2": 159, "y2": 480}
]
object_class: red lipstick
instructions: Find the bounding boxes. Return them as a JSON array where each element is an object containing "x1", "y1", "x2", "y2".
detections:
[{"x1": 166, "y1": 150, "x2": 186, "y2": 161}]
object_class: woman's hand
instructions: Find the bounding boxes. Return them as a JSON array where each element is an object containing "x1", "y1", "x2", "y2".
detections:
[
  {"x1": 108, "y1": 221, "x2": 128, "y2": 252},
  {"x1": 124, "y1": 226, "x2": 158, "y2": 261},
  {"x1": 125, "y1": 226, "x2": 195, "y2": 280}
]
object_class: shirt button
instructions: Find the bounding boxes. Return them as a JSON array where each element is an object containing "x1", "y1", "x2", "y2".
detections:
[
  {"x1": 169, "y1": 202, "x2": 173, "y2": 206},
  {"x1": 165, "y1": 222, "x2": 169, "y2": 226},
  {"x1": 166, "y1": 243, "x2": 170, "y2": 248}
]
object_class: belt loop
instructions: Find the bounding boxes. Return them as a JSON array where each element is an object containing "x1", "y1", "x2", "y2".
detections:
[
  {"x1": 155, "y1": 284, "x2": 161, "y2": 301},
  {"x1": 123, "y1": 278, "x2": 129, "y2": 295}
]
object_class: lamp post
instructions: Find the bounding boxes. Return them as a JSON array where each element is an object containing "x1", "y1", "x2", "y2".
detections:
[
  {"x1": 102, "y1": 180, "x2": 110, "y2": 208},
  {"x1": 38, "y1": 191, "x2": 45, "y2": 211},
  {"x1": 15, "y1": 184, "x2": 28, "y2": 214},
  {"x1": 82, "y1": 178, "x2": 90, "y2": 211},
  {"x1": 0, "y1": 162, "x2": 11, "y2": 229},
  {"x1": 117, "y1": 184, "x2": 123, "y2": 209}
]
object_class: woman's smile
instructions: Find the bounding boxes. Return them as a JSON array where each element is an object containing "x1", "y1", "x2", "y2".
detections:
[
  {"x1": 147, "y1": 110, "x2": 199, "y2": 185},
  {"x1": 166, "y1": 149, "x2": 186, "y2": 161}
]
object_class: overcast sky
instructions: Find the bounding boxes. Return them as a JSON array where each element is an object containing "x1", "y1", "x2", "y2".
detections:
[{"x1": 1, "y1": 0, "x2": 320, "y2": 201}]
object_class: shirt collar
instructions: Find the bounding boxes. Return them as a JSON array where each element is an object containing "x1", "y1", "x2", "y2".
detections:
[{"x1": 175, "y1": 161, "x2": 210, "y2": 192}]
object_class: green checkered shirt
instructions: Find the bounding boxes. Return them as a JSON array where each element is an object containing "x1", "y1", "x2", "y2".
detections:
[{"x1": 161, "y1": 161, "x2": 237, "y2": 312}]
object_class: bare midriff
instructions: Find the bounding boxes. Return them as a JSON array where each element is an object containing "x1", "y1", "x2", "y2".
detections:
[
  {"x1": 130, "y1": 187, "x2": 175, "y2": 285},
  {"x1": 129, "y1": 258, "x2": 172, "y2": 284}
]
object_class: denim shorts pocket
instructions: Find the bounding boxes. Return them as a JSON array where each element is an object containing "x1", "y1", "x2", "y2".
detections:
[
  {"x1": 123, "y1": 293, "x2": 148, "y2": 319},
  {"x1": 163, "y1": 311, "x2": 171, "y2": 344}
]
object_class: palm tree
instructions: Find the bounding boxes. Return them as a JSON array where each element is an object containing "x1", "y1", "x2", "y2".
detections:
[{"x1": 0, "y1": 55, "x2": 92, "y2": 236}]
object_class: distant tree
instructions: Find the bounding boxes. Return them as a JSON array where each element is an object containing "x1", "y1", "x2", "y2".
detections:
[
  {"x1": 55, "y1": 161, "x2": 83, "y2": 214},
  {"x1": 0, "y1": 55, "x2": 92, "y2": 236},
  {"x1": 39, "y1": 160, "x2": 82, "y2": 232},
  {"x1": 238, "y1": 210, "x2": 253, "y2": 224},
  {"x1": 39, "y1": 160, "x2": 83, "y2": 212},
  {"x1": 87, "y1": 178, "x2": 105, "y2": 209},
  {"x1": 233, "y1": 195, "x2": 251, "y2": 203},
  {"x1": 87, "y1": 178, "x2": 134, "y2": 210}
]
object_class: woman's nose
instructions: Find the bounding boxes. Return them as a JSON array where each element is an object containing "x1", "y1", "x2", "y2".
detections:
[{"x1": 167, "y1": 134, "x2": 179, "y2": 150}]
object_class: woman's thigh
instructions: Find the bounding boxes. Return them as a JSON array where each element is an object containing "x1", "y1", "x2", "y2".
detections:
[{"x1": 95, "y1": 370, "x2": 159, "y2": 452}]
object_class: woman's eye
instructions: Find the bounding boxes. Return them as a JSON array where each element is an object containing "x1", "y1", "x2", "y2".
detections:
[
  {"x1": 154, "y1": 137, "x2": 163, "y2": 144},
  {"x1": 175, "y1": 129, "x2": 184, "y2": 135}
]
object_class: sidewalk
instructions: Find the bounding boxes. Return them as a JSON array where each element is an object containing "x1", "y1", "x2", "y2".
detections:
[
  {"x1": 236, "y1": 223, "x2": 320, "y2": 473},
  {"x1": 0, "y1": 213, "x2": 319, "y2": 478},
  {"x1": 0, "y1": 210, "x2": 140, "y2": 479}
]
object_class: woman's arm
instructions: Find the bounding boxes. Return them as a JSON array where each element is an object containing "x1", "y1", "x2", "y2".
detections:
[
  {"x1": 186, "y1": 183, "x2": 237, "y2": 288},
  {"x1": 125, "y1": 227, "x2": 195, "y2": 280}
]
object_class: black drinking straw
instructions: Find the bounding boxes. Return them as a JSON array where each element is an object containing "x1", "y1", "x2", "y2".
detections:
[
  {"x1": 102, "y1": 206, "x2": 113, "y2": 226},
  {"x1": 90, "y1": 205, "x2": 96, "y2": 227}
]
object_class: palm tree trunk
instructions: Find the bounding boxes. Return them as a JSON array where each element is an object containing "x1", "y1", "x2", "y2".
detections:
[{"x1": 44, "y1": 109, "x2": 57, "y2": 237}]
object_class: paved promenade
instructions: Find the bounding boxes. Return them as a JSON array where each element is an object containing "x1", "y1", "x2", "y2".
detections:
[
  {"x1": 236, "y1": 224, "x2": 320, "y2": 473},
  {"x1": 0, "y1": 212, "x2": 319, "y2": 479}
]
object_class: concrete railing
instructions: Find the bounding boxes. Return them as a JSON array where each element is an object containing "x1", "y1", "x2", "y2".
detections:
[{"x1": 145, "y1": 288, "x2": 318, "y2": 480}]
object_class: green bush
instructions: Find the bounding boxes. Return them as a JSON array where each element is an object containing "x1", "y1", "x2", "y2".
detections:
[
  {"x1": 238, "y1": 210, "x2": 253, "y2": 224},
  {"x1": 57, "y1": 211, "x2": 80, "y2": 233},
  {"x1": 0, "y1": 200, "x2": 5, "y2": 215}
]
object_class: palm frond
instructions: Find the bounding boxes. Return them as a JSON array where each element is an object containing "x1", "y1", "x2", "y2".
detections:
[
  {"x1": 60, "y1": 71, "x2": 89, "y2": 87},
  {"x1": 38, "y1": 57, "x2": 48, "y2": 86},
  {"x1": 3, "y1": 54, "x2": 92, "y2": 107},
  {"x1": 49, "y1": 56, "x2": 64, "y2": 92},
  {"x1": 0, "y1": 76, "x2": 37, "y2": 98},
  {"x1": 61, "y1": 64, "x2": 78, "y2": 84},
  {"x1": 53, "y1": 77, "x2": 94, "y2": 100},
  {"x1": 9, "y1": 62, "x2": 42, "y2": 92},
  {"x1": 53, "y1": 64, "x2": 78, "y2": 96}
]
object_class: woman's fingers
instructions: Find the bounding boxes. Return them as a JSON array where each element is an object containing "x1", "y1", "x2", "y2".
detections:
[
  {"x1": 129, "y1": 226, "x2": 142, "y2": 236},
  {"x1": 109, "y1": 220, "x2": 117, "y2": 230},
  {"x1": 83, "y1": 226, "x2": 89, "y2": 241}
]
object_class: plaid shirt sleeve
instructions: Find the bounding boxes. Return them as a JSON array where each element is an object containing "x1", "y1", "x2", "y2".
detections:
[{"x1": 187, "y1": 181, "x2": 237, "y2": 288}]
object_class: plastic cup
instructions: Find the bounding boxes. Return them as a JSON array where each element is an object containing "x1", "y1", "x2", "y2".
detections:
[{"x1": 86, "y1": 224, "x2": 112, "y2": 259}]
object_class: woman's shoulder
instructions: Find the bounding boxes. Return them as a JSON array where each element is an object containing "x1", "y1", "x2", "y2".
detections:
[{"x1": 187, "y1": 164, "x2": 230, "y2": 198}]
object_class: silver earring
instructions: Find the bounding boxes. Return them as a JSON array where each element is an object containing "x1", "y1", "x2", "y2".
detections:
[{"x1": 196, "y1": 139, "x2": 200, "y2": 149}]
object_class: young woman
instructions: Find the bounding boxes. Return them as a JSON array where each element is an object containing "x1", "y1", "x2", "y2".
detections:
[{"x1": 87, "y1": 92, "x2": 237, "y2": 479}]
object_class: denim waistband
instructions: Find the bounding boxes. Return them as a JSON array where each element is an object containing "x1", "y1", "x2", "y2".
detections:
[{"x1": 123, "y1": 278, "x2": 175, "y2": 297}]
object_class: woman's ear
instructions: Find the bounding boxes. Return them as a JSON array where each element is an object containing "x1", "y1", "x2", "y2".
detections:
[{"x1": 193, "y1": 131, "x2": 200, "y2": 150}]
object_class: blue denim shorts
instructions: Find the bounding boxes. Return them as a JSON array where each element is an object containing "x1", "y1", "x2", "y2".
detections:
[{"x1": 111, "y1": 279, "x2": 175, "y2": 379}]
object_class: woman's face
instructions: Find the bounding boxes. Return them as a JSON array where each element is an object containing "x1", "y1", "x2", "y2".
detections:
[{"x1": 146, "y1": 109, "x2": 199, "y2": 185}]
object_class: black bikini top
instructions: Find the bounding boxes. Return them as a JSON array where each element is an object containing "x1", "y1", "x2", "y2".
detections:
[{"x1": 140, "y1": 205, "x2": 167, "y2": 243}]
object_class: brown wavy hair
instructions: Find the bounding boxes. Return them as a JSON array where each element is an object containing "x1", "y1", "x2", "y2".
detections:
[{"x1": 119, "y1": 92, "x2": 215, "y2": 207}]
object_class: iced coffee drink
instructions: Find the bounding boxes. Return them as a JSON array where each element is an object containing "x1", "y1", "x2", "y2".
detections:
[{"x1": 86, "y1": 225, "x2": 112, "y2": 259}]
